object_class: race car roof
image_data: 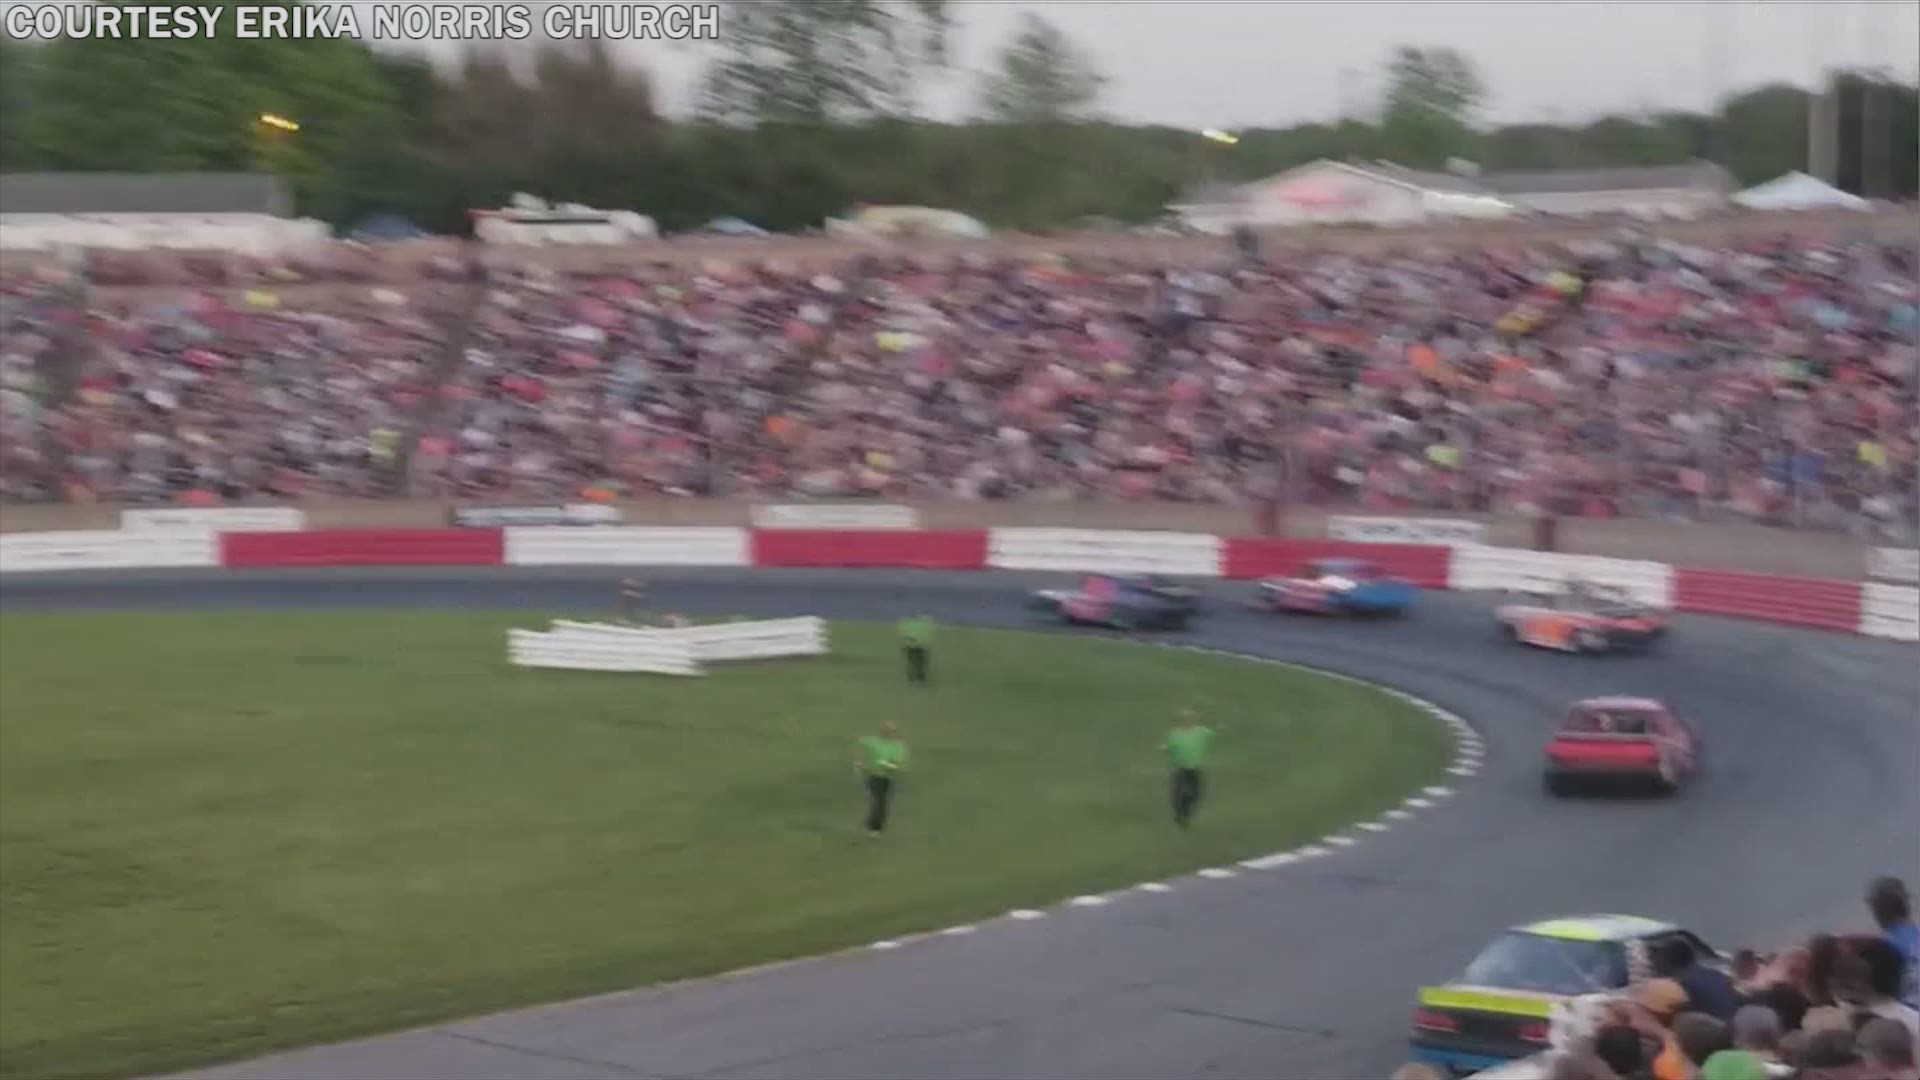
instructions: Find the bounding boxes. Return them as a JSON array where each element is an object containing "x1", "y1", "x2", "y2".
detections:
[
  {"x1": 1516, "y1": 914, "x2": 1676, "y2": 942},
  {"x1": 1572, "y1": 696, "x2": 1666, "y2": 711}
]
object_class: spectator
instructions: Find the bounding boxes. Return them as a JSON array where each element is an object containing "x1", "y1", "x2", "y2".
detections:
[
  {"x1": 1546, "y1": 1051, "x2": 1623, "y2": 1080},
  {"x1": 1698, "y1": 1005, "x2": 1785, "y2": 1078},
  {"x1": 1658, "y1": 938, "x2": 1743, "y2": 1022},
  {"x1": 1856, "y1": 1015, "x2": 1920, "y2": 1080},
  {"x1": 1594, "y1": 1022, "x2": 1654, "y2": 1079},
  {"x1": 1752, "y1": 981, "x2": 1811, "y2": 1034},
  {"x1": 1868, "y1": 876, "x2": 1920, "y2": 1010},
  {"x1": 1673, "y1": 1012, "x2": 1732, "y2": 1070},
  {"x1": 1857, "y1": 938, "x2": 1920, "y2": 1045}
]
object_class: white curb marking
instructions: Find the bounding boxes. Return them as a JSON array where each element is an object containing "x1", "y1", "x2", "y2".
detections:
[
  {"x1": 1008, "y1": 909, "x2": 1045, "y2": 921},
  {"x1": 1295, "y1": 845, "x2": 1330, "y2": 859},
  {"x1": 940, "y1": 925, "x2": 977, "y2": 936},
  {"x1": 1359, "y1": 821, "x2": 1390, "y2": 833},
  {"x1": 871, "y1": 939, "x2": 901, "y2": 950},
  {"x1": 1139, "y1": 882, "x2": 1173, "y2": 893},
  {"x1": 1068, "y1": 894, "x2": 1109, "y2": 908},
  {"x1": 1385, "y1": 808, "x2": 1413, "y2": 820},
  {"x1": 1405, "y1": 797, "x2": 1434, "y2": 809},
  {"x1": 1241, "y1": 852, "x2": 1298, "y2": 870},
  {"x1": 1424, "y1": 785, "x2": 1455, "y2": 798},
  {"x1": 1326, "y1": 835, "x2": 1357, "y2": 847},
  {"x1": 1198, "y1": 867, "x2": 1236, "y2": 879},
  {"x1": 1449, "y1": 764, "x2": 1478, "y2": 777}
]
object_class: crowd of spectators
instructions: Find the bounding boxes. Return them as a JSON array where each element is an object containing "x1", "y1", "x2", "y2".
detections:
[
  {"x1": 1393, "y1": 877, "x2": 1920, "y2": 1080},
  {"x1": 2, "y1": 229, "x2": 1915, "y2": 541}
]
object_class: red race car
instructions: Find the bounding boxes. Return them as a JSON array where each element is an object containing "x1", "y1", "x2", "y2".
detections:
[{"x1": 1543, "y1": 697, "x2": 1701, "y2": 796}]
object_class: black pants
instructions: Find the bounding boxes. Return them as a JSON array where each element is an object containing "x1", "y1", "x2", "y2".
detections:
[
  {"x1": 903, "y1": 644, "x2": 929, "y2": 684},
  {"x1": 865, "y1": 774, "x2": 895, "y2": 832},
  {"x1": 1170, "y1": 768, "x2": 1204, "y2": 827}
]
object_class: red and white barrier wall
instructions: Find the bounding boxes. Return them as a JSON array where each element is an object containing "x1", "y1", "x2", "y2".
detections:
[{"x1": 0, "y1": 527, "x2": 1914, "y2": 643}]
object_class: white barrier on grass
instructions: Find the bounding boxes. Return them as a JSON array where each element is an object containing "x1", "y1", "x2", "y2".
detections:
[
  {"x1": 509, "y1": 617, "x2": 830, "y2": 676},
  {"x1": 1448, "y1": 547, "x2": 1675, "y2": 608},
  {"x1": 987, "y1": 528, "x2": 1223, "y2": 576}
]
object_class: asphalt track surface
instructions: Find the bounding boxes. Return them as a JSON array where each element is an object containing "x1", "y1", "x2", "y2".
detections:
[{"x1": 3, "y1": 567, "x2": 1916, "y2": 1080}]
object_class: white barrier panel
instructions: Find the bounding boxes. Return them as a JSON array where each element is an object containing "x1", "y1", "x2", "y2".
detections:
[
  {"x1": 0, "y1": 529, "x2": 219, "y2": 572},
  {"x1": 751, "y1": 504, "x2": 919, "y2": 530},
  {"x1": 120, "y1": 507, "x2": 305, "y2": 532},
  {"x1": 1868, "y1": 547, "x2": 1920, "y2": 584},
  {"x1": 987, "y1": 528, "x2": 1224, "y2": 576},
  {"x1": 548, "y1": 618, "x2": 829, "y2": 663},
  {"x1": 507, "y1": 627, "x2": 702, "y2": 676},
  {"x1": 1448, "y1": 547, "x2": 1675, "y2": 608},
  {"x1": 503, "y1": 527, "x2": 750, "y2": 567},
  {"x1": 1328, "y1": 515, "x2": 1486, "y2": 547},
  {"x1": 512, "y1": 618, "x2": 830, "y2": 675},
  {"x1": 1861, "y1": 583, "x2": 1920, "y2": 642}
]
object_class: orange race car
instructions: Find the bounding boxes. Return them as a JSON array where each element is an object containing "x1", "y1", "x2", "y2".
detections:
[{"x1": 1494, "y1": 581, "x2": 1668, "y2": 654}]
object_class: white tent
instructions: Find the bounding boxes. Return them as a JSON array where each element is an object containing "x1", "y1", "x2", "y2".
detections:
[{"x1": 1733, "y1": 172, "x2": 1868, "y2": 211}]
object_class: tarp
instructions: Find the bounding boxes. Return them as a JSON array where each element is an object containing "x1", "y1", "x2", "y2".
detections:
[
  {"x1": 1732, "y1": 172, "x2": 1868, "y2": 211},
  {"x1": 347, "y1": 213, "x2": 428, "y2": 241}
]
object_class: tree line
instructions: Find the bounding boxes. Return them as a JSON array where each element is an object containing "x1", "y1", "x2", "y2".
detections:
[{"x1": 0, "y1": 0, "x2": 1913, "y2": 235}]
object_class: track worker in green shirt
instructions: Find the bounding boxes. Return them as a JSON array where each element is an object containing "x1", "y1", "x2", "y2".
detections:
[
  {"x1": 1164, "y1": 708, "x2": 1216, "y2": 829},
  {"x1": 898, "y1": 614, "x2": 934, "y2": 685},
  {"x1": 856, "y1": 721, "x2": 909, "y2": 836}
]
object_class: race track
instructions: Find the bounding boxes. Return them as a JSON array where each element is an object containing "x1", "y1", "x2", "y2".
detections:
[{"x1": 3, "y1": 567, "x2": 1915, "y2": 1080}]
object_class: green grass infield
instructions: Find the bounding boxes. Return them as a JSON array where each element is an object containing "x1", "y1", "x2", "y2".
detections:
[{"x1": 0, "y1": 611, "x2": 1452, "y2": 1079}]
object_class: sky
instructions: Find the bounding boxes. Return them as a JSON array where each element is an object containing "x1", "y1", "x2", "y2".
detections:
[
  {"x1": 4, "y1": 1, "x2": 1916, "y2": 128},
  {"x1": 533, "y1": 0, "x2": 1920, "y2": 127}
]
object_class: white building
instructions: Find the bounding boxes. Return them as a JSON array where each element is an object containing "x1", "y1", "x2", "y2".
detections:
[
  {"x1": 1172, "y1": 159, "x2": 1515, "y2": 233},
  {"x1": 1169, "y1": 158, "x2": 1740, "y2": 233},
  {"x1": 1478, "y1": 161, "x2": 1735, "y2": 220},
  {"x1": 0, "y1": 172, "x2": 329, "y2": 255}
]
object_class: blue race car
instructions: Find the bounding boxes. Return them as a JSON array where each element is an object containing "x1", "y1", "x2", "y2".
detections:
[
  {"x1": 1256, "y1": 557, "x2": 1416, "y2": 617},
  {"x1": 1028, "y1": 573, "x2": 1195, "y2": 631}
]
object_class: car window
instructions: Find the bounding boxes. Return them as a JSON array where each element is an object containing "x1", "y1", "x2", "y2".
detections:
[{"x1": 1460, "y1": 932, "x2": 1630, "y2": 994}]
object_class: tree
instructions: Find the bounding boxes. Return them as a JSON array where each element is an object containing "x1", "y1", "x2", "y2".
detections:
[
  {"x1": 19, "y1": 0, "x2": 398, "y2": 219},
  {"x1": 0, "y1": 36, "x2": 37, "y2": 170},
  {"x1": 1377, "y1": 45, "x2": 1484, "y2": 167},
  {"x1": 697, "y1": 0, "x2": 951, "y2": 125},
  {"x1": 975, "y1": 14, "x2": 1105, "y2": 125}
]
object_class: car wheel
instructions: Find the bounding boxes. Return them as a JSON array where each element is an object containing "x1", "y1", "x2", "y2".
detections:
[
  {"x1": 1574, "y1": 629, "x2": 1605, "y2": 653},
  {"x1": 1544, "y1": 772, "x2": 1569, "y2": 796},
  {"x1": 1655, "y1": 753, "x2": 1680, "y2": 794}
]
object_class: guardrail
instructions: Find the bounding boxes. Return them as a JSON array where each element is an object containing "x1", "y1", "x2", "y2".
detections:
[
  {"x1": 0, "y1": 526, "x2": 1908, "y2": 644},
  {"x1": 1451, "y1": 547, "x2": 1675, "y2": 607},
  {"x1": 0, "y1": 529, "x2": 219, "y2": 572},
  {"x1": 987, "y1": 528, "x2": 1223, "y2": 576},
  {"x1": 504, "y1": 526, "x2": 749, "y2": 567},
  {"x1": 1861, "y1": 583, "x2": 1920, "y2": 642}
]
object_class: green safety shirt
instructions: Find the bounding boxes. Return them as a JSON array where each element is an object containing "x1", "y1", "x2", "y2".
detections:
[
  {"x1": 860, "y1": 735, "x2": 908, "y2": 775},
  {"x1": 899, "y1": 616, "x2": 934, "y2": 647},
  {"x1": 1164, "y1": 725, "x2": 1215, "y2": 770}
]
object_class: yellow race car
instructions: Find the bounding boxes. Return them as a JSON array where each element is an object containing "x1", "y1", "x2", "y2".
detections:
[{"x1": 1409, "y1": 914, "x2": 1724, "y2": 1076}]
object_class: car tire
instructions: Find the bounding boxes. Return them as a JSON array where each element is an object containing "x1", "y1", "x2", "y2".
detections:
[
  {"x1": 1545, "y1": 772, "x2": 1570, "y2": 797},
  {"x1": 1655, "y1": 753, "x2": 1680, "y2": 795},
  {"x1": 1574, "y1": 629, "x2": 1605, "y2": 653}
]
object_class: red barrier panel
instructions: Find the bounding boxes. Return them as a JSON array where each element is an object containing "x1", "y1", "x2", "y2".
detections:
[
  {"x1": 750, "y1": 529, "x2": 989, "y2": 570},
  {"x1": 1222, "y1": 538, "x2": 1452, "y2": 587},
  {"x1": 1672, "y1": 568, "x2": 1862, "y2": 632},
  {"x1": 221, "y1": 529, "x2": 504, "y2": 568}
]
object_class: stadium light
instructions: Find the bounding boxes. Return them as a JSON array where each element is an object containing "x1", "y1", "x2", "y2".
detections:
[
  {"x1": 1200, "y1": 128, "x2": 1239, "y2": 146},
  {"x1": 258, "y1": 113, "x2": 300, "y2": 133}
]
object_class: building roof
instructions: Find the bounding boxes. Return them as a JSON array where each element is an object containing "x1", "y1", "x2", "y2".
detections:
[
  {"x1": 0, "y1": 172, "x2": 291, "y2": 216},
  {"x1": 1169, "y1": 181, "x2": 1249, "y2": 208},
  {"x1": 1478, "y1": 161, "x2": 1733, "y2": 196},
  {"x1": 1361, "y1": 160, "x2": 1492, "y2": 195}
]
